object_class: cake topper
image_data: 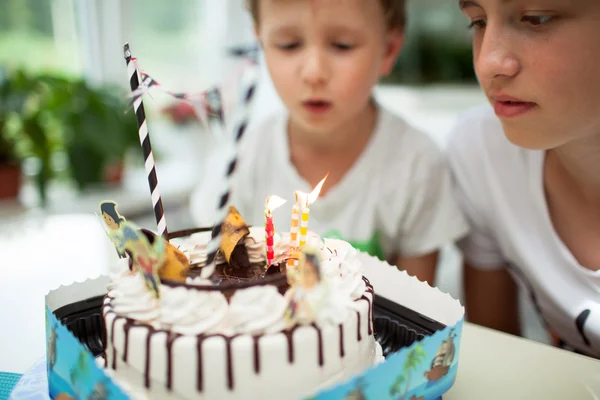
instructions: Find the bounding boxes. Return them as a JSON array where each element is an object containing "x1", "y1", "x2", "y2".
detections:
[
  {"x1": 285, "y1": 247, "x2": 325, "y2": 324},
  {"x1": 140, "y1": 228, "x2": 190, "y2": 282},
  {"x1": 98, "y1": 200, "x2": 137, "y2": 258},
  {"x1": 120, "y1": 222, "x2": 166, "y2": 298}
]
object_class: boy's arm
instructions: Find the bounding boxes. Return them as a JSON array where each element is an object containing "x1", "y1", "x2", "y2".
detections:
[
  {"x1": 464, "y1": 262, "x2": 521, "y2": 336},
  {"x1": 396, "y1": 251, "x2": 438, "y2": 286}
]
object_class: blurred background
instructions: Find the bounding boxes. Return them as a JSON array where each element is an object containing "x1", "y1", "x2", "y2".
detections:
[
  {"x1": 4, "y1": 0, "x2": 557, "y2": 346},
  {"x1": 0, "y1": 0, "x2": 483, "y2": 221},
  {"x1": 1, "y1": 1, "x2": 551, "y2": 367}
]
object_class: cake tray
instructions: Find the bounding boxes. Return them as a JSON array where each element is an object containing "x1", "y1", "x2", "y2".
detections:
[{"x1": 53, "y1": 293, "x2": 446, "y2": 360}]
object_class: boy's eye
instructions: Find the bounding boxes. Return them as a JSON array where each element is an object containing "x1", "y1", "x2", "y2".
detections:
[
  {"x1": 332, "y1": 42, "x2": 354, "y2": 51},
  {"x1": 521, "y1": 15, "x2": 553, "y2": 26},
  {"x1": 467, "y1": 19, "x2": 487, "y2": 30},
  {"x1": 277, "y1": 42, "x2": 301, "y2": 51}
]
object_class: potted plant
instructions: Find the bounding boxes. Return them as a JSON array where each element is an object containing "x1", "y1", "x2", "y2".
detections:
[
  {"x1": 0, "y1": 69, "x2": 56, "y2": 203},
  {"x1": 43, "y1": 76, "x2": 140, "y2": 191},
  {"x1": 0, "y1": 125, "x2": 21, "y2": 200},
  {"x1": 0, "y1": 69, "x2": 139, "y2": 205}
]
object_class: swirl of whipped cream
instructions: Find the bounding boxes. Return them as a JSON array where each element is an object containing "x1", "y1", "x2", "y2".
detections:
[
  {"x1": 287, "y1": 283, "x2": 354, "y2": 326},
  {"x1": 321, "y1": 238, "x2": 366, "y2": 300},
  {"x1": 313, "y1": 285, "x2": 356, "y2": 326},
  {"x1": 228, "y1": 286, "x2": 289, "y2": 334},
  {"x1": 159, "y1": 286, "x2": 228, "y2": 335},
  {"x1": 108, "y1": 272, "x2": 160, "y2": 323}
]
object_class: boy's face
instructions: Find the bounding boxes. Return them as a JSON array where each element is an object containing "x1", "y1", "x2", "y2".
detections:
[
  {"x1": 460, "y1": 0, "x2": 600, "y2": 150},
  {"x1": 256, "y1": 0, "x2": 402, "y2": 136}
]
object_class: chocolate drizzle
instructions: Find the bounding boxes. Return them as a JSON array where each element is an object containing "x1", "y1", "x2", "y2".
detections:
[
  {"x1": 311, "y1": 324, "x2": 324, "y2": 366},
  {"x1": 224, "y1": 335, "x2": 236, "y2": 390},
  {"x1": 283, "y1": 327, "x2": 297, "y2": 363},
  {"x1": 195, "y1": 334, "x2": 239, "y2": 392},
  {"x1": 145, "y1": 328, "x2": 153, "y2": 388},
  {"x1": 361, "y1": 295, "x2": 373, "y2": 335},
  {"x1": 196, "y1": 335, "x2": 204, "y2": 392},
  {"x1": 339, "y1": 324, "x2": 345, "y2": 358},
  {"x1": 361, "y1": 277, "x2": 375, "y2": 336},
  {"x1": 166, "y1": 333, "x2": 181, "y2": 390},
  {"x1": 252, "y1": 336, "x2": 261, "y2": 373},
  {"x1": 356, "y1": 311, "x2": 362, "y2": 341},
  {"x1": 122, "y1": 320, "x2": 133, "y2": 362},
  {"x1": 109, "y1": 314, "x2": 123, "y2": 370}
]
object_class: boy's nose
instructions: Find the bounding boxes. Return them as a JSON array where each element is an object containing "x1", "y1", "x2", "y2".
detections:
[
  {"x1": 475, "y1": 27, "x2": 520, "y2": 82},
  {"x1": 301, "y1": 48, "x2": 329, "y2": 87}
]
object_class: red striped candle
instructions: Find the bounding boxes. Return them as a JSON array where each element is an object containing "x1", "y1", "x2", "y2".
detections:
[{"x1": 265, "y1": 195, "x2": 286, "y2": 266}]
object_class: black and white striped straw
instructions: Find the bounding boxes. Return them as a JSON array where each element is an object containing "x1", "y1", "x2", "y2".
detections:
[
  {"x1": 203, "y1": 58, "x2": 259, "y2": 277},
  {"x1": 123, "y1": 43, "x2": 168, "y2": 237}
]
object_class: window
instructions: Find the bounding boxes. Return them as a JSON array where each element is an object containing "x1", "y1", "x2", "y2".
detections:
[{"x1": 0, "y1": 0, "x2": 83, "y2": 76}]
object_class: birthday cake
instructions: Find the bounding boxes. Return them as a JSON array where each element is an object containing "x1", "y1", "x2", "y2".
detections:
[{"x1": 100, "y1": 206, "x2": 383, "y2": 400}]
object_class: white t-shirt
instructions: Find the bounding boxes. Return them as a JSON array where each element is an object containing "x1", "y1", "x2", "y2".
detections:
[
  {"x1": 191, "y1": 104, "x2": 468, "y2": 262},
  {"x1": 448, "y1": 105, "x2": 600, "y2": 356}
]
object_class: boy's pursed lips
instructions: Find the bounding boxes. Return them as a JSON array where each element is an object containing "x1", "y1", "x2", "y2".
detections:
[{"x1": 302, "y1": 98, "x2": 333, "y2": 114}]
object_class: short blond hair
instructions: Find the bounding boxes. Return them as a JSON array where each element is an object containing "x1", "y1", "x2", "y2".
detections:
[{"x1": 247, "y1": 0, "x2": 406, "y2": 30}]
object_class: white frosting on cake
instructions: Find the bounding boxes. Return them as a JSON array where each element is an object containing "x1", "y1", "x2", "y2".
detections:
[
  {"x1": 108, "y1": 272, "x2": 160, "y2": 324},
  {"x1": 227, "y1": 286, "x2": 288, "y2": 334},
  {"x1": 103, "y1": 230, "x2": 382, "y2": 400},
  {"x1": 159, "y1": 286, "x2": 229, "y2": 335}
]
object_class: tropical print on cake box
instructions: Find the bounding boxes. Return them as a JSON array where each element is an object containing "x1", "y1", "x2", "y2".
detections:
[
  {"x1": 309, "y1": 319, "x2": 463, "y2": 400},
  {"x1": 45, "y1": 306, "x2": 127, "y2": 400}
]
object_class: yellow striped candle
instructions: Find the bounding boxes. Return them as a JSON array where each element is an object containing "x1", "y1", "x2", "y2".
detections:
[
  {"x1": 299, "y1": 205, "x2": 309, "y2": 247},
  {"x1": 298, "y1": 175, "x2": 327, "y2": 249},
  {"x1": 287, "y1": 199, "x2": 300, "y2": 268}
]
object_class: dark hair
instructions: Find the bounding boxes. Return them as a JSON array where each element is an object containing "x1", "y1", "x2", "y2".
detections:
[
  {"x1": 247, "y1": 0, "x2": 406, "y2": 30},
  {"x1": 100, "y1": 202, "x2": 124, "y2": 225}
]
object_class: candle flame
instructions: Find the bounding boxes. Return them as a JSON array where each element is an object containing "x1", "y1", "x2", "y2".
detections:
[
  {"x1": 265, "y1": 195, "x2": 286, "y2": 211},
  {"x1": 308, "y1": 174, "x2": 328, "y2": 205}
]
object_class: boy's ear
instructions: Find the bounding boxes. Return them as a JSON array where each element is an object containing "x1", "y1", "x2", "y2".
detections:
[{"x1": 380, "y1": 28, "x2": 404, "y2": 76}]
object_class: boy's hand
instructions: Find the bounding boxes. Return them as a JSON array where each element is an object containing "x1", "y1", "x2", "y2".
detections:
[
  {"x1": 464, "y1": 263, "x2": 521, "y2": 336},
  {"x1": 396, "y1": 252, "x2": 438, "y2": 287}
]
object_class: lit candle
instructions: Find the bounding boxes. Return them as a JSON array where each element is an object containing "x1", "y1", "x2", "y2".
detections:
[
  {"x1": 265, "y1": 195, "x2": 286, "y2": 266},
  {"x1": 287, "y1": 193, "x2": 301, "y2": 269},
  {"x1": 297, "y1": 175, "x2": 327, "y2": 248}
]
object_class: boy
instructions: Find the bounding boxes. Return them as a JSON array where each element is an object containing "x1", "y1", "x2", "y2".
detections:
[
  {"x1": 192, "y1": 0, "x2": 468, "y2": 285},
  {"x1": 450, "y1": 0, "x2": 600, "y2": 356}
]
